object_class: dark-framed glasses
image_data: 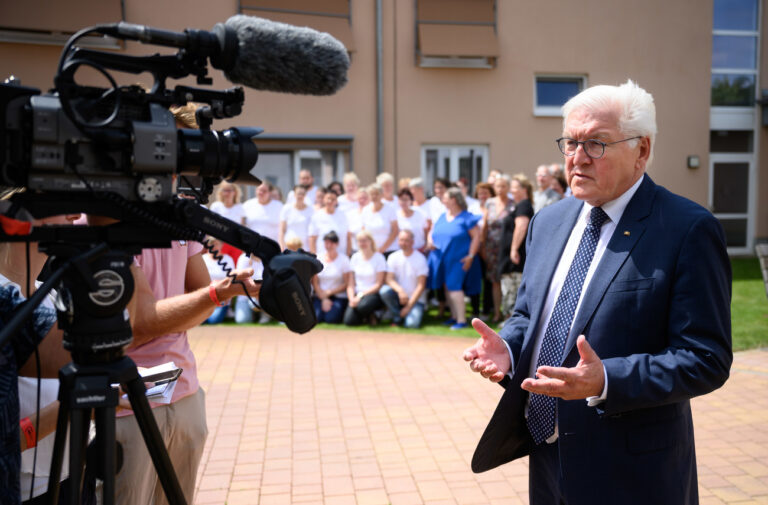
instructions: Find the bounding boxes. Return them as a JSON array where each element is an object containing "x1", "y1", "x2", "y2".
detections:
[{"x1": 556, "y1": 136, "x2": 642, "y2": 159}]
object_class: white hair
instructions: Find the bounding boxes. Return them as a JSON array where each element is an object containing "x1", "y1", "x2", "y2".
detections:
[
  {"x1": 562, "y1": 79, "x2": 657, "y2": 167},
  {"x1": 408, "y1": 177, "x2": 424, "y2": 189},
  {"x1": 342, "y1": 171, "x2": 360, "y2": 185},
  {"x1": 376, "y1": 172, "x2": 394, "y2": 184}
]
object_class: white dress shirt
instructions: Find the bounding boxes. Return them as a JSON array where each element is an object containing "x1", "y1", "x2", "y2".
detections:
[{"x1": 511, "y1": 175, "x2": 645, "y2": 443}]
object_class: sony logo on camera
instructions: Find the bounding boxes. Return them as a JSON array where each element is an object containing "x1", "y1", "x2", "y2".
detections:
[{"x1": 291, "y1": 291, "x2": 306, "y2": 318}]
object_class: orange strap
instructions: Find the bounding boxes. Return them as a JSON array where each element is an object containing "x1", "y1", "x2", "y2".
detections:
[{"x1": 208, "y1": 283, "x2": 224, "y2": 307}]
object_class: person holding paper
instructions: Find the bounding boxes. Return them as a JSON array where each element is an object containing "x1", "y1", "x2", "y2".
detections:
[{"x1": 111, "y1": 104, "x2": 261, "y2": 505}]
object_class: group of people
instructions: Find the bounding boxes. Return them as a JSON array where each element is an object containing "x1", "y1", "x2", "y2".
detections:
[{"x1": 204, "y1": 162, "x2": 569, "y2": 330}]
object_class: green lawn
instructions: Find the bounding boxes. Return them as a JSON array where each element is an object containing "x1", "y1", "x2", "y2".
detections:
[
  {"x1": 237, "y1": 258, "x2": 768, "y2": 351},
  {"x1": 731, "y1": 257, "x2": 768, "y2": 351}
]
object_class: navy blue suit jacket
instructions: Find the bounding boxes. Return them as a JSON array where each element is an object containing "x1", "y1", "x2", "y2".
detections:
[{"x1": 471, "y1": 176, "x2": 732, "y2": 504}]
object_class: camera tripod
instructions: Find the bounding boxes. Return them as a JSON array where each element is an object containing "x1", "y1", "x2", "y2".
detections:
[
  {"x1": 0, "y1": 197, "x2": 322, "y2": 503},
  {"x1": 39, "y1": 243, "x2": 187, "y2": 505}
]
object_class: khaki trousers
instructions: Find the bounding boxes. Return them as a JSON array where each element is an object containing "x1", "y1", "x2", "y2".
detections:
[{"x1": 111, "y1": 388, "x2": 208, "y2": 505}]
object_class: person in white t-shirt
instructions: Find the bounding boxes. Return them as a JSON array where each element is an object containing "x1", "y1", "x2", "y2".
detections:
[
  {"x1": 209, "y1": 181, "x2": 246, "y2": 263},
  {"x1": 328, "y1": 181, "x2": 343, "y2": 197},
  {"x1": 312, "y1": 186, "x2": 327, "y2": 211},
  {"x1": 362, "y1": 183, "x2": 399, "y2": 256},
  {"x1": 343, "y1": 231, "x2": 387, "y2": 326},
  {"x1": 408, "y1": 177, "x2": 433, "y2": 236},
  {"x1": 376, "y1": 172, "x2": 398, "y2": 210},
  {"x1": 308, "y1": 190, "x2": 351, "y2": 257},
  {"x1": 243, "y1": 182, "x2": 283, "y2": 243},
  {"x1": 345, "y1": 187, "x2": 369, "y2": 254},
  {"x1": 285, "y1": 168, "x2": 318, "y2": 206},
  {"x1": 278, "y1": 184, "x2": 314, "y2": 251},
  {"x1": 310, "y1": 231, "x2": 352, "y2": 323},
  {"x1": 336, "y1": 172, "x2": 361, "y2": 213},
  {"x1": 379, "y1": 230, "x2": 429, "y2": 328},
  {"x1": 395, "y1": 187, "x2": 428, "y2": 251},
  {"x1": 209, "y1": 181, "x2": 245, "y2": 225}
]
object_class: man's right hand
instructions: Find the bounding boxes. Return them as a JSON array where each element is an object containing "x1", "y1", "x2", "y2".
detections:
[
  {"x1": 216, "y1": 268, "x2": 260, "y2": 302},
  {"x1": 462, "y1": 318, "x2": 511, "y2": 383}
]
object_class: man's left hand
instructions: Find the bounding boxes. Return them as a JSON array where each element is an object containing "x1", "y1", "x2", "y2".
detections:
[{"x1": 520, "y1": 335, "x2": 604, "y2": 400}]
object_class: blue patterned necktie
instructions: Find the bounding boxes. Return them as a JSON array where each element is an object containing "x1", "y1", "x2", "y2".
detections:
[{"x1": 527, "y1": 206, "x2": 610, "y2": 445}]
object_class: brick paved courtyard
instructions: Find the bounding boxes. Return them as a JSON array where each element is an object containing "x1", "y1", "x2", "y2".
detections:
[{"x1": 189, "y1": 325, "x2": 768, "y2": 505}]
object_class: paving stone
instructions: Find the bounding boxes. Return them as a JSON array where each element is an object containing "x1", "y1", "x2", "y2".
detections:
[{"x1": 189, "y1": 326, "x2": 768, "y2": 504}]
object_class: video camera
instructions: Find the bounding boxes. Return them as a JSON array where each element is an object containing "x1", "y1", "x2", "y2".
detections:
[{"x1": 0, "y1": 15, "x2": 350, "y2": 335}]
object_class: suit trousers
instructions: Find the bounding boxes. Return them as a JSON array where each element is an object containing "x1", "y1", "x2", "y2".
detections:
[
  {"x1": 110, "y1": 388, "x2": 208, "y2": 505},
  {"x1": 529, "y1": 440, "x2": 567, "y2": 505}
]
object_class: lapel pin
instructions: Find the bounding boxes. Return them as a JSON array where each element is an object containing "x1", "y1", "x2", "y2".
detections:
[{"x1": 623, "y1": 231, "x2": 630, "y2": 236}]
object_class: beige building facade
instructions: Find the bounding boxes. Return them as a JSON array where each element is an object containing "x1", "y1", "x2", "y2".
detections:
[{"x1": 1, "y1": 0, "x2": 766, "y2": 254}]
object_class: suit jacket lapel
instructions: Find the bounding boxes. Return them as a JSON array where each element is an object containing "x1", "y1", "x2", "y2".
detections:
[{"x1": 562, "y1": 176, "x2": 657, "y2": 361}]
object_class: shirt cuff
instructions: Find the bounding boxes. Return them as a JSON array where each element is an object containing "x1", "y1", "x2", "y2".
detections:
[
  {"x1": 586, "y1": 366, "x2": 608, "y2": 407},
  {"x1": 501, "y1": 339, "x2": 515, "y2": 379}
]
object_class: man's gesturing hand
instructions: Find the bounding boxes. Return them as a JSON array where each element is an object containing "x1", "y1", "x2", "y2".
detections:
[
  {"x1": 520, "y1": 335, "x2": 605, "y2": 400},
  {"x1": 462, "y1": 318, "x2": 511, "y2": 383}
]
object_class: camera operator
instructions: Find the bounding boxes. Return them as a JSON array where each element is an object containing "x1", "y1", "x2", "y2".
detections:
[{"x1": 94, "y1": 104, "x2": 261, "y2": 505}]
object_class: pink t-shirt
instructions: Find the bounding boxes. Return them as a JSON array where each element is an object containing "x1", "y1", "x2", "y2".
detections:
[{"x1": 119, "y1": 240, "x2": 204, "y2": 416}]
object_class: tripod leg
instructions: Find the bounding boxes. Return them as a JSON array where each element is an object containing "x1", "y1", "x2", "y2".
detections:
[
  {"x1": 124, "y1": 377, "x2": 186, "y2": 505},
  {"x1": 68, "y1": 407, "x2": 90, "y2": 505},
  {"x1": 94, "y1": 405, "x2": 116, "y2": 505},
  {"x1": 46, "y1": 385, "x2": 71, "y2": 504}
]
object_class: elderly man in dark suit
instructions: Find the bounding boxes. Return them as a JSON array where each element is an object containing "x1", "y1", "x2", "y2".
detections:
[{"x1": 463, "y1": 80, "x2": 732, "y2": 505}]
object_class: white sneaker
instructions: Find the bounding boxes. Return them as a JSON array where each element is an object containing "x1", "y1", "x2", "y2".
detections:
[{"x1": 258, "y1": 312, "x2": 271, "y2": 324}]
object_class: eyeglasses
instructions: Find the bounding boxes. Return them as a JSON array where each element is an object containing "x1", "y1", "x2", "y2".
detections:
[{"x1": 556, "y1": 136, "x2": 642, "y2": 159}]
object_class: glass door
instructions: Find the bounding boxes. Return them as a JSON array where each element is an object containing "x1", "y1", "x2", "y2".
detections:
[
  {"x1": 421, "y1": 145, "x2": 489, "y2": 196},
  {"x1": 709, "y1": 153, "x2": 755, "y2": 253}
]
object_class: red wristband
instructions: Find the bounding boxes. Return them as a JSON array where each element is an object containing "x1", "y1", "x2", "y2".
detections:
[
  {"x1": 20, "y1": 417, "x2": 36, "y2": 450},
  {"x1": 208, "y1": 283, "x2": 225, "y2": 307}
]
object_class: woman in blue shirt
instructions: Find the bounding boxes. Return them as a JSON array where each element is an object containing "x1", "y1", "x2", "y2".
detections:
[{"x1": 426, "y1": 187, "x2": 482, "y2": 330}]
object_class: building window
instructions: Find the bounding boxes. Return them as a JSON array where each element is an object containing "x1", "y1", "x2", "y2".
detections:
[
  {"x1": 421, "y1": 145, "x2": 488, "y2": 196},
  {"x1": 534, "y1": 76, "x2": 586, "y2": 117},
  {"x1": 711, "y1": 0, "x2": 758, "y2": 107},
  {"x1": 415, "y1": 0, "x2": 498, "y2": 69},
  {"x1": 244, "y1": 142, "x2": 350, "y2": 202}
]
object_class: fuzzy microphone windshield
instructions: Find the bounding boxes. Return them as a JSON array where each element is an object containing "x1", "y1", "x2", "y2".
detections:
[{"x1": 222, "y1": 15, "x2": 350, "y2": 96}]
